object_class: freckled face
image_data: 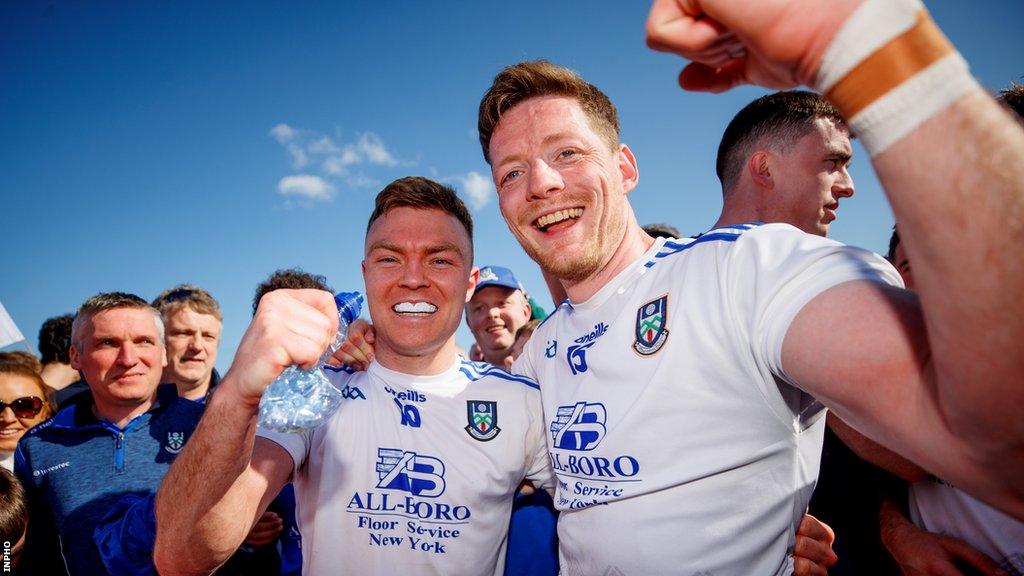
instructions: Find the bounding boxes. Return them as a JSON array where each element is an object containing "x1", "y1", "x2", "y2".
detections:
[{"x1": 489, "y1": 96, "x2": 636, "y2": 282}]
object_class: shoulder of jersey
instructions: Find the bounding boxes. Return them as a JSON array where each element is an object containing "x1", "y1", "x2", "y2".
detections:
[{"x1": 458, "y1": 359, "x2": 539, "y2": 391}]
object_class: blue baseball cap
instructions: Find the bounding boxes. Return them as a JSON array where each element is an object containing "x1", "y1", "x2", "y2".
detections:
[{"x1": 474, "y1": 265, "x2": 524, "y2": 296}]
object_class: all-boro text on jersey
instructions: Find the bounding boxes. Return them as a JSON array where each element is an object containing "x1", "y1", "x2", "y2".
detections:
[
  {"x1": 347, "y1": 448, "x2": 469, "y2": 555},
  {"x1": 548, "y1": 400, "x2": 643, "y2": 510}
]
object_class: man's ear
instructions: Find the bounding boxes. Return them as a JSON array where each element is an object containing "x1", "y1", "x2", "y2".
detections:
[
  {"x1": 69, "y1": 343, "x2": 81, "y2": 370},
  {"x1": 748, "y1": 150, "x2": 773, "y2": 190},
  {"x1": 465, "y1": 266, "x2": 480, "y2": 304},
  {"x1": 617, "y1": 144, "x2": 640, "y2": 194}
]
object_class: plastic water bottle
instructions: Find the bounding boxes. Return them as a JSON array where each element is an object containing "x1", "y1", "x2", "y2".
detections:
[{"x1": 258, "y1": 291, "x2": 363, "y2": 432}]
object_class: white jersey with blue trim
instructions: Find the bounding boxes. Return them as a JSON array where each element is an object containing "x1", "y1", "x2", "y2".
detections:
[
  {"x1": 514, "y1": 223, "x2": 901, "y2": 576},
  {"x1": 258, "y1": 357, "x2": 552, "y2": 576}
]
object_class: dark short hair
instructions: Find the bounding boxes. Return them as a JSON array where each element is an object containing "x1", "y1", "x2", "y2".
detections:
[
  {"x1": 886, "y1": 226, "x2": 901, "y2": 263},
  {"x1": 252, "y1": 268, "x2": 333, "y2": 316},
  {"x1": 367, "y1": 177, "x2": 473, "y2": 245},
  {"x1": 71, "y1": 292, "x2": 163, "y2": 351},
  {"x1": 38, "y1": 314, "x2": 73, "y2": 365},
  {"x1": 478, "y1": 60, "x2": 620, "y2": 164},
  {"x1": 997, "y1": 83, "x2": 1024, "y2": 122},
  {"x1": 642, "y1": 223, "x2": 681, "y2": 239},
  {"x1": 152, "y1": 284, "x2": 222, "y2": 322},
  {"x1": 716, "y1": 91, "x2": 846, "y2": 193},
  {"x1": 0, "y1": 467, "x2": 28, "y2": 544}
]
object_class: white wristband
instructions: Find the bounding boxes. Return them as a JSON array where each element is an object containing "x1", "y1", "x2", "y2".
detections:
[{"x1": 813, "y1": 0, "x2": 979, "y2": 156}]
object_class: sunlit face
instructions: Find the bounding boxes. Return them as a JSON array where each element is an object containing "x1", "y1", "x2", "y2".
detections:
[
  {"x1": 489, "y1": 96, "x2": 638, "y2": 282},
  {"x1": 766, "y1": 118, "x2": 854, "y2": 237},
  {"x1": 0, "y1": 374, "x2": 50, "y2": 452},
  {"x1": 163, "y1": 307, "x2": 221, "y2": 389},
  {"x1": 465, "y1": 286, "x2": 531, "y2": 365},
  {"x1": 892, "y1": 242, "x2": 914, "y2": 289},
  {"x1": 69, "y1": 308, "x2": 165, "y2": 415},
  {"x1": 362, "y1": 207, "x2": 477, "y2": 363}
]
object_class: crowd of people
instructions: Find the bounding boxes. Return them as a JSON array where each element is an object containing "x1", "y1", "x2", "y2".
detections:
[{"x1": 3, "y1": 0, "x2": 1024, "y2": 574}]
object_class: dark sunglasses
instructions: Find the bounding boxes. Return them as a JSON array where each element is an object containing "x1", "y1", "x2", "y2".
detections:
[{"x1": 0, "y1": 396, "x2": 44, "y2": 418}]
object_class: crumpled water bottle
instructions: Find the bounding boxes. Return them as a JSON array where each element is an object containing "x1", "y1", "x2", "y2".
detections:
[{"x1": 258, "y1": 291, "x2": 363, "y2": 432}]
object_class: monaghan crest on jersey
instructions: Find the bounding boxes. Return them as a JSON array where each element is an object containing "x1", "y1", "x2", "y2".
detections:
[
  {"x1": 165, "y1": 431, "x2": 185, "y2": 454},
  {"x1": 632, "y1": 294, "x2": 669, "y2": 356},
  {"x1": 465, "y1": 400, "x2": 501, "y2": 441}
]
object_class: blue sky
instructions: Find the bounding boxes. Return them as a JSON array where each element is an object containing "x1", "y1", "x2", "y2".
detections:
[{"x1": 2, "y1": 0, "x2": 1021, "y2": 372}]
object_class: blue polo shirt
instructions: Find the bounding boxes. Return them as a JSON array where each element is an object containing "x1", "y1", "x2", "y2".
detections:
[{"x1": 14, "y1": 384, "x2": 204, "y2": 575}]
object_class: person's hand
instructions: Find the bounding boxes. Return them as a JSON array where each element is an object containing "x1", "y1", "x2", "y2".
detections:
[
  {"x1": 329, "y1": 318, "x2": 376, "y2": 371},
  {"x1": 792, "y1": 513, "x2": 838, "y2": 576},
  {"x1": 645, "y1": 0, "x2": 861, "y2": 92},
  {"x1": 224, "y1": 289, "x2": 338, "y2": 406},
  {"x1": 881, "y1": 500, "x2": 1005, "y2": 576},
  {"x1": 242, "y1": 511, "x2": 284, "y2": 548}
]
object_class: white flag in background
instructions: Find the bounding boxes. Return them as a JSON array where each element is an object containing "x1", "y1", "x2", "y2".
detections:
[{"x1": 0, "y1": 302, "x2": 26, "y2": 348}]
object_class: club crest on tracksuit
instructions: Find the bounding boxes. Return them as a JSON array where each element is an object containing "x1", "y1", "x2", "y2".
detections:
[
  {"x1": 465, "y1": 400, "x2": 500, "y2": 441},
  {"x1": 633, "y1": 295, "x2": 669, "y2": 356},
  {"x1": 165, "y1": 431, "x2": 185, "y2": 454}
]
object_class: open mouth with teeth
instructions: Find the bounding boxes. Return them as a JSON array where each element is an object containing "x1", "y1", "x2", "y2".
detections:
[
  {"x1": 393, "y1": 302, "x2": 438, "y2": 316},
  {"x1": 535, "y1": 208, "x2": 583, "y2": 232}
]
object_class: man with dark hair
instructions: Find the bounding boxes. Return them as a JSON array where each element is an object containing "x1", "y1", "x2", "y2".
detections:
[
  {"x1": 475, "y1": 6, "x2": 1024, "y2": 566},
  {"x1": 151, "y1": 285, "x2": 223, "y2": 401},
  {"x1": 155, "y1": 176, "x2": 554, "y2": 575},
  {"x1": 713, "y1": 91, "x2": 854, "y2": 236},
  {"x1": 38, "y1": 314, "x2": 79, "y2": 392},
  {"x1": 641, "y1": 223, "x2": 681, "y2": 239},
  {"x1": 15, "y1": 292, "x2": 205, "y2": 575},
  {"x1": 252, "y1": 269, "x2": 333, "y2": 316},
  {"x1": 998, "y1": 83, "x2": 1024, "y2": 122}
]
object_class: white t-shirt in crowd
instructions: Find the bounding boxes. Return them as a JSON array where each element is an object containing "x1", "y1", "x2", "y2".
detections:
[
  {"x1": 910, "y1": 478, "x2": 1024, "y2": 575},
  {"x1": 514, "y1": 224, "x2": 900, "y2": 576},
  {"x1": 259, "y1": 357, "x2": 553, "y2": 576}
]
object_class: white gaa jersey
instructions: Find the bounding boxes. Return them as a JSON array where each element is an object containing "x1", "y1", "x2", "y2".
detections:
[
  {"x1": 514, "y1": 223, "x2": 901, "y2": 576},
  {"x1": 910, "y1": 478, "x2": 1024, "y2": 574},
  {"x1": 258, "y1": 357, "x2": 552, "y2": 576}
]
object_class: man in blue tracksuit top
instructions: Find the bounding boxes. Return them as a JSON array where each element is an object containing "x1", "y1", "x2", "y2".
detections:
[{"x1": 14, "y1": 292, "x2": 205, "y2": 575}]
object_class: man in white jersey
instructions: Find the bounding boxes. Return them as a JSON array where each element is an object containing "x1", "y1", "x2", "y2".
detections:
[
  {"x1": 469, "y1": 0, "x2": 1024, "y2": 571},
  {"x1": 153, "y1": 177, "x2": 553, "y2": 575}
]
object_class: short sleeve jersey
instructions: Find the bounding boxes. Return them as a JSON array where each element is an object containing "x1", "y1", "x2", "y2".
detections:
[
  {"x1": 257, "y1": 357, "x2": 552, "y2": 576},
  {"x1": 514, "y1": 224, "x2": 901, "y2": 576}
]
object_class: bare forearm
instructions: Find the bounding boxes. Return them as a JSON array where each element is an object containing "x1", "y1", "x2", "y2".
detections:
[
  {"x1": 875, "y1": 92, "x2": 1024, "y2": 448},
  {"x1": 154, "y1": 383, "x2": 265, "y2": 575}
]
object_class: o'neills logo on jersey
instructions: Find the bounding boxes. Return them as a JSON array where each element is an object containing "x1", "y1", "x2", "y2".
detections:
[
  {"x1": 386, "y1": 386, "x2": 426, "y2": 428},
  {"x1": 548, "y1": 402, "x2": 641, "y2": 481},
  {"x1": 566, "y1": 322, "x2": 608, "y2": 375},
  {"x1": 633, "y1": 295, "x2": 669, "y2": 356}
]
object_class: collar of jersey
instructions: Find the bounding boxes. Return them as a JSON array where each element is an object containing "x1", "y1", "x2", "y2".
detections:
[
  {"x1": 367, "y1": 355, "x2": 468, "y2": 398},
  {"x1": 565, "y1": 236, "x2": 670, "y2": 313}
]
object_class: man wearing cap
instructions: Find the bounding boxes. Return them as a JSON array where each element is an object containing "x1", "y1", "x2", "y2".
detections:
[{"x1": 466, "y1": 266, "x2": 535, "y2": 367}]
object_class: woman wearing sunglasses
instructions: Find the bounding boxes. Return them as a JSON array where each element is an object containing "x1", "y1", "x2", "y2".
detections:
[{"x1": 0, "y1": 359, "x2": 56, "y2": 471}]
